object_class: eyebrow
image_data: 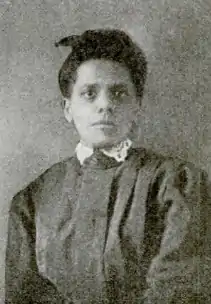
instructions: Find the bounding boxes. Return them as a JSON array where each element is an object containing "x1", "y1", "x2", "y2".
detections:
[
  {"x1": 80, "y1": 84, "x2": 98, "y2": 90},
  {"x1": 109, "y1": 83, "x2": 129, "y2": 90},
  {"x1": 80, "y1": 82, "x2": 129, "y2": 90}
]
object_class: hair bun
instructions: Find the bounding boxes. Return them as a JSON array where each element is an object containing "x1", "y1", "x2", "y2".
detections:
[{"x1": 55, "y1": 35, "x2": 80, "y2": 47}]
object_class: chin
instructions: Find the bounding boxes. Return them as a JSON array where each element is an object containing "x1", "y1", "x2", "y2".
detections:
[
  {"x1": 86, "y1": 135, "x2": 110, "y2": 148},
  {"x1": 92, "y1": 139, "x2": 112, "y2": 149},
  {"x1": 91, "y1": 137, "x2": 125, "y2": 149},
  {"x1": 83, "y1": 130, "x2": 126, "y2": 148}
]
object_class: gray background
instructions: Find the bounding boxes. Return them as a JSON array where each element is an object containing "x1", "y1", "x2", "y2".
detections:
[{"x1": 0, "y1": 0, "x2": 211, "y2": 301}]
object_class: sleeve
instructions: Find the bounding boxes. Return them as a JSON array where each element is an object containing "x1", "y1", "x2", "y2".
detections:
[
  {"x1": 5, "y1": 187, "x2": 38, "y2": 304},
  {"x1": 143, "y1": 160, "x2": 211, "y2": 304},
  {"x1": 5, "y1": 186, "x2": 64, "y2": 304}
]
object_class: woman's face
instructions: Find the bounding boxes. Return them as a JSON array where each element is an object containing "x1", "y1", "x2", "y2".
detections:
[{"x1": 64, "y1": 59, "x2": 140, "y2": 149}]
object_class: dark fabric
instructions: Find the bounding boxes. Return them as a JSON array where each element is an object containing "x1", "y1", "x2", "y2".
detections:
[{"x1": 5, "y1": 148, "x2": 211, "y2": 303}]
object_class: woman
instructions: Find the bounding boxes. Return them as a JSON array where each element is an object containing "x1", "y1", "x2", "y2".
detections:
[{"x1": 5, "y1": 28, "x2": 211, "y2": 303}]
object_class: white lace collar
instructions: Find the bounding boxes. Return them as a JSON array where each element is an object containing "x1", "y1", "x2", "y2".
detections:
[{"x1": 75, "y1": 139, "x2": 132, "y2": 165}]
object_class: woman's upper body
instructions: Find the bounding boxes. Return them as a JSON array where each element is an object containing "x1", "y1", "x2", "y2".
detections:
[
  {"x1": 5, "y1": 28, "x2": 211, "y2": 303},
  {"x1": 5, "y1": 142, "x2": 211, "y2": 303}
]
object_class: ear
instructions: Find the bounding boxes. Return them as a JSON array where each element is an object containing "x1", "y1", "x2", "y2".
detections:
[{"x1": 63, "y1": 98, "x2": 72, "y2": 123}]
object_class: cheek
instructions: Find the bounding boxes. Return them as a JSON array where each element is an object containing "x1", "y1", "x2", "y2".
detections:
[
  {"x1": 71, "y1": 101, "x2": 91, "y2": 123},
  {"x1": 71, "y1": 105, "x2": 98, "y2": 137},
  {"x1": 115, "y1": 103, "x2": 137, "y2": 123}
]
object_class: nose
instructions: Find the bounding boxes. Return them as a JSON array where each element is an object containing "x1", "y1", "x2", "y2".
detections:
[{"x1": 96, "y1": 91, "x2": 113, "y2": 114}]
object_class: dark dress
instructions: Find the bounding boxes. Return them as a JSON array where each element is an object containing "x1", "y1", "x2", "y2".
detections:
[{"x1": 5, "y1": 147, "x2": 211, "y2": 303}]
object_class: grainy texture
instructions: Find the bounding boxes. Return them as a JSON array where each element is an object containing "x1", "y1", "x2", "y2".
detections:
[
  {"x1": 0, "y1": 0, "x2": 211, "y2": 301},
  {"x1": 5, "y1": 149, "x2": 211, "y2": 303}
]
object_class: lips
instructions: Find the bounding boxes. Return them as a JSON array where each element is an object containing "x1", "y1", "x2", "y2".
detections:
[{"x1": 92, "y1": 120, "x2": 115, "y2": 126}]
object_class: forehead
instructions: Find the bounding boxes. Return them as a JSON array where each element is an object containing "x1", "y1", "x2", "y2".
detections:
[{"x1": 75, "y1": 59, "x2": 133, "y2": 87}]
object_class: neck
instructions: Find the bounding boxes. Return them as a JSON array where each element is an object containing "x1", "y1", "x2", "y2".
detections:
[{"x1": 80, "y1": 138, "x2": 130, "y2": 151}]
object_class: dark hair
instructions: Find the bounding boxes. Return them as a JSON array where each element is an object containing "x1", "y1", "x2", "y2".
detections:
[{"x1": 55, "y1": 29, "x2": 148, "y2": 104}]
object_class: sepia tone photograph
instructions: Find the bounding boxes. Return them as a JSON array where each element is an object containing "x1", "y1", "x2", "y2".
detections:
[{"x1": 1, "y1": 0, "x2": 211, "y2": 303}]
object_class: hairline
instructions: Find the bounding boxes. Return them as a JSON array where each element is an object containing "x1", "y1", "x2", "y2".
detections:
[{"x1": 65, "y1": 58, "x2": 136, "y2": 99}]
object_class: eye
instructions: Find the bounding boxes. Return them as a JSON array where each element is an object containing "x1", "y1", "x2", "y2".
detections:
[
  {"x1": 81, "y1": 89, "x2": 97, "y2": 100},
  {"x1": 112, "y1": 89, "x2": 129, "y2": 99}
]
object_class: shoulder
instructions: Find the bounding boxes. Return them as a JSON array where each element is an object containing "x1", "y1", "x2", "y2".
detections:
[
  {"x1": 155, "y1": 154, "x2": 207, "y2": 187},
  {"x1": 28, "y1": 156, "x2": 73, "y2": 190},
  {"x1": 149, "y1": 151, "x2": 208, "y2": 201},
  {"x1": 138, "y1": 146, "x2": 206, "y2": 177},
  {"x1": 135, "y1": 147, "x2": 208, "y2": 196},
  {"x1": 10, "y1": 156, "x2": 78, "y2": 209}
]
